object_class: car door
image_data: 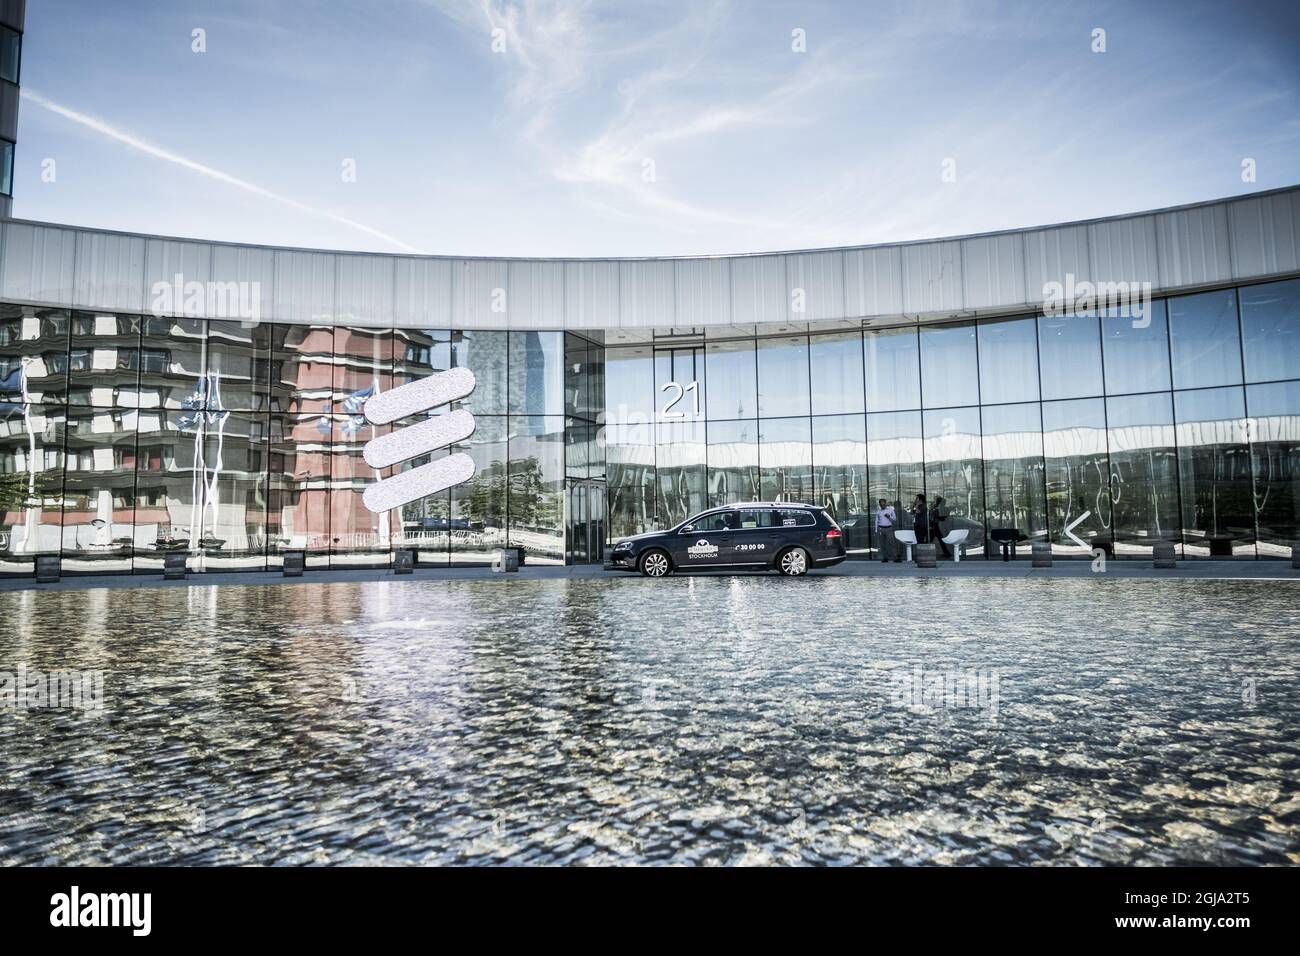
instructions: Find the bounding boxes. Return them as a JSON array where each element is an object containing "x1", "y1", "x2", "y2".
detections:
[
  {"x1": 733, "y1": 508, "x2": 776, "y2": 566},
  {"x1": 671, "y1": 510, "x2": 734, "y2": 568}
]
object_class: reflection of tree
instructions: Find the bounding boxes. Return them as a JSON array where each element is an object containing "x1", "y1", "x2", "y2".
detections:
[
  {"x1": 507, "y1": 455, "x2": 560, "y2": 529},
  {"x1": 463, "y1": 460, "x2": 507, "y2": 527},
  {"x1": 0, "y1": 469, "x2": 54, "y2": 513}
]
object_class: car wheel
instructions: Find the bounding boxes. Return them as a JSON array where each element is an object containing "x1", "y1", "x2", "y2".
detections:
[
  {"x1": 778, "y1": 546, "x2": 809, "y2": 576},
  {"x1": 639, "y1": 549, "x2": 672, "y2": 577}
]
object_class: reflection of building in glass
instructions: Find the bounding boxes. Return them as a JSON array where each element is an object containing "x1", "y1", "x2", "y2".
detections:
[{"x1": 1, "y1": 185, "x2": 1298, "y2": 574}]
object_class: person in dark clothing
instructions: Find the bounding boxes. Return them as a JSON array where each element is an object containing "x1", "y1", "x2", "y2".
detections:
[
  {"x1": 910, "y1": 494, "x2": 928, "y2": 544},
  {"x1": 931, "y1": 496, "x2": 951, "y2": 558}
]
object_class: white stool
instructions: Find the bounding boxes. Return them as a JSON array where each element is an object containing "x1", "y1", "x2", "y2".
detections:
[
  {"x1": 941, "y1": 529, "x2": 969, "y2": 561},
  {"x1": 894, "y1": 530, "x2": 917, "y2": 562}
]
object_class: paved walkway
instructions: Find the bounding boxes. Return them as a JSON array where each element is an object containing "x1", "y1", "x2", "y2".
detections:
[{"x1": 2, "y1": 557, "x2": 1296, "y2": 592}]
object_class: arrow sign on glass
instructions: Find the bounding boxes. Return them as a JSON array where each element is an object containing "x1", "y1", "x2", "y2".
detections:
[
  {"x1": 360, "y1": 367, "x2": 477, "y2": 514},
  {"x1": 1064, "y1": 511, "x2": 1090, "y2": 549}
]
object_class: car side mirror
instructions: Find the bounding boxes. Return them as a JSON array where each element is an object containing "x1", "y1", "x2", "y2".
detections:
[{"x1": 680, "y1": 524, "x2": 694, "y2": 534}]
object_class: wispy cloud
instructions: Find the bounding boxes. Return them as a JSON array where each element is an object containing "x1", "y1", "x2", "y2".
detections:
[
  {"x1": 21, "y1": 88, "x2": 424, "y2": 253},
  {"x1": 429, "y1": 0, "x2": 865, "y2": 238}
]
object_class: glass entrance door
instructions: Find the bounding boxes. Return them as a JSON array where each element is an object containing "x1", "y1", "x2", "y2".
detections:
[{"x1": 566, "y1": 479, "x2": 607, "y2": 564}]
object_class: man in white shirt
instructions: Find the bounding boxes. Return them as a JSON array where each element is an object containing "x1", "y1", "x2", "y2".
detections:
[{"x1": 875, "y1": 498, "x2": 899, "y2": 563}]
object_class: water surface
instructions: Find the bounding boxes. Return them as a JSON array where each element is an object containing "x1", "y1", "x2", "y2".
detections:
[{"x1": 1, "y1": 576, "x2": 1297, "y2": 865}]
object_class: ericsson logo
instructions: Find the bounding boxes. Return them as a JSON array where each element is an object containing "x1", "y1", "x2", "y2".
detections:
[{"x1": 360, "y1": 367, "x2": 477, "y2": 514}]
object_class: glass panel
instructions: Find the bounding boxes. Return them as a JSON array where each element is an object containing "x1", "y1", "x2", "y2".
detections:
[
  {"x1": 508, "y1": 415, "x2": 565, "y2": 565},
  {"x1": 131, "y1": 404, "x2": 201, "y2": 571},
  {"x1": 327, "y1": 409, "x2": 392, "y2": 568},
  {"x1": 655, "y1": 346, "x2": 704, "y2": 423},
  {"x1": 390, "y1": 436, "x2": 451, "y2": 569},
  {"x1": 1240, "y1": 278, "x2": 1300, "y2": 384},
  {"x1": 329, "y1": 328, "x2": 394, "y2": 567},
  {"x1": 866, "y1": 410, "x2": 923, "y2": 556},
  {"x1": 655, "y1": 418, "x2": 706, "y2": 528},
  {"x1": 1175, "y1": 387, "x2": 1254, "y2": 557},
  {"x1": 1106, "y1": 392, "x2": 1179, "y2": 555},
  {"x1": 586, "y1": 340, "x2": 605, "y2": 425},
  {"x1": 61, "y1": 406, "x2": 136, "y2": 573},
  {"x1": 981, "y1": 402, "x2": 1046, "y2": 556},
  {"x1": 920, "y1": 322, "x2": 978, "y2": 408},
  {"x1": 564, "y1": 417, "x2": 591, "y2": 480},
  {"x1": 270, "y1": 324, "x2": 333, "y2": 415},
  {"x1": 69, "y1": 311, "x2": 141, "y2": 408},
  {"x1": 200, "y1": 411, "x2": 269, "y2": 570},
  {"x1": 978, "y1": 317, "x2": 1039, "y2": 405},
  {"x1": 1246, "y1": 381, "x2": 1300, "y2": 557},
  {"x1": 605, "y1": 345, "x2": 654, "y2": 424},
  {"x1": 865, "y1": 326, "x2": 920, "y2": 412},
  {"x1": 0, "y1": 26, "x2": 19, "y2": 85},
  {"x1": 1042, "y1": 398, "x2": 1110, "y2": 555},
  {"x1": 704, "y1": 339, "x2": 757, "y2": 420},
  {"x1": 758, "y1": 416, "x2": 812, "y2": 502},
  {"x1": 205, "y1": 320, "x2": 270, "y2": 412},
  {"x1": 0, "y1": 402, "x2": 64, "y2": 572},
  {"x1": 509, "y1": 331, "x2": 563, "y2": 416},
  {"x1": 605, "y1": 418, "x2": 655, "y2": 538},
  {"x1": 707, "y1": 419, "x2": 759, "y2": 506},
  {"x1": 453, "y1": 330, "x2": 507, "y2": 414},
  {"x1": 809, "y1": 331, "x2": 864, "y2": 415},
  {"x1": 392, "y1": 328, "x2": 451, "y2": 386},
  {"x1": 138, "y1": 315, "x2": 207, "y2": 412},
  {"x1": 267, "y1": 413, "x2": 332, "y2": 568},
  {"x1": 1102, "y1": 299, "x2": 1171, "y2": 394},
  {"x1": 1168, "y1": 288, "x2": 1242, "y2": 389},
  {"x1": 450, "y1": 415, "x2": 507, "y2": 564},
  {"x1": 0, "y1": 305, "x2": 68, "y2": 405},
  {"x1": 922, "y1": 406, "x2": 985, "y2": 555},
  {"x1": 0, "y1": 140, "x2": 11, "y2": 197},
  {"x1": 565, "y1": 334, "x2": 589, "y2": 419},
  {"x1": 757, "y1": 335, "x2": 810, "y2": 418},
  {"x1": 1038, "y1": 312, "x2": 1102, "y2": 400},
  {"x1": 812, "y1": 414, "x2": 868, "y2": 553}
]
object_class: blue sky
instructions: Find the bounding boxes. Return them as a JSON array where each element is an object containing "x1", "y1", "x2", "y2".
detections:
[{"x1": 13, "y1": 0, "x2": 1300, "y2": 257}]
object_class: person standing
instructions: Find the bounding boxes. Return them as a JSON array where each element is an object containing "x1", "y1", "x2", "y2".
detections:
[
  {"x1": 931, "y1": 495, "x2": 952, "y2": 558},
  {"x1": 874, "y1": 498, "x2": 899, "y2": 563},
  {"x1": 911, "y1": 494, "x2": 929, "y2": 544}
]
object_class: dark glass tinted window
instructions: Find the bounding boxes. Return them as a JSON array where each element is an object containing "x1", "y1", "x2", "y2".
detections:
[
  {"x1": 0, "y1": 26, "x2": 18, "y2": 84},
  {"x1": 0, "y1": 140, "x2": 12, "y2": 197}
]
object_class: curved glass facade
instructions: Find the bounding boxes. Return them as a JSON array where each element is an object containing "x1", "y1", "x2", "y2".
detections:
[
  {"x1": 2, "y1": 275, "x2": 1298, "y2": 573},
  {"x1": 605, "y1": 277, "x2": 1300, "y2": 560},
  {"x1": 0, "y1": 308, "x2": 604, "y2": 573}
]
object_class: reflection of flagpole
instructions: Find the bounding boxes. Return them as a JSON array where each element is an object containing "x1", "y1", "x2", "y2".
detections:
[
  {"x1": 204, "y1": 371, "x2": 227, "y2": 549},
  {"x1": 18, "y1": 357, "x2": 40, "y2": 554}
]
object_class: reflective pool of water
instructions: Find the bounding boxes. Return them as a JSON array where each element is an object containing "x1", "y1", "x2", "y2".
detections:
[{"x1": 1, "y1": 576, "x2": 1297, "y2": 865}]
